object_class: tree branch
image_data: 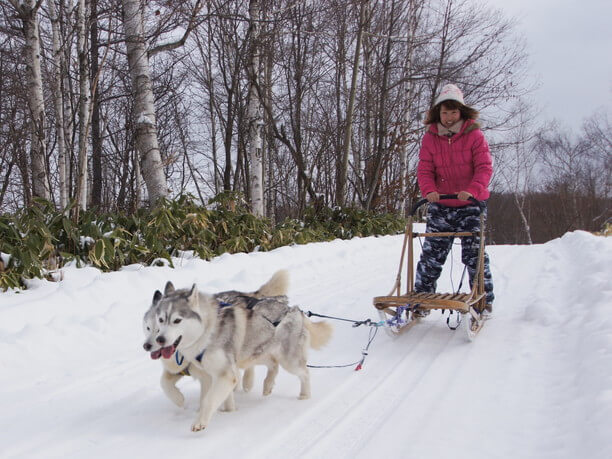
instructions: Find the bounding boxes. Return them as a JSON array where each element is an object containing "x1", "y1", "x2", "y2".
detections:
[{"x1": 148, "y1": 0, "x2": 203, "y2": 57}]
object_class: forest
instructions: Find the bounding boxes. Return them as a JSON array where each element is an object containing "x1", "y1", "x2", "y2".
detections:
[{"x1": 0, "y1": 0, "x2": 609, "y2": 246}]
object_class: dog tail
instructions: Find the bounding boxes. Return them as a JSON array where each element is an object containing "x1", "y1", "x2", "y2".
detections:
[
  {"x1": 255, "y1": 269, "x2": 289, "y2": 297},
  {"x1": 303, "y1": 316, "x2": 333, "y2": 350}
]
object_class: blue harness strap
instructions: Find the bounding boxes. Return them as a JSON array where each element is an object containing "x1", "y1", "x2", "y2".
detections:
[{"x1": 174, "y1": 351, "x2": 190, "y2": 375}]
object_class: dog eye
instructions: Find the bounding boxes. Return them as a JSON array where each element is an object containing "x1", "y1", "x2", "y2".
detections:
[
  {"x1": 173, "y1": 318, "x2": 182, "y2": 324},
  {"x1": 158, "y1": 318, "x2": 164, "y2": 323},
  {"x1": 146, "y1": 326, "x2": 150, "y2": 331}
]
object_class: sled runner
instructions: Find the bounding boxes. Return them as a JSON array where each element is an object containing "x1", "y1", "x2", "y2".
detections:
[{"x1": 373, "y1": 194, "x2": 488, "y2": 340}]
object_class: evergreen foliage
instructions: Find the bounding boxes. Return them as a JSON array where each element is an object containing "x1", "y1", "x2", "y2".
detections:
[{"x1": 0, "y1": 195, "x2": 405, "y2": 290}]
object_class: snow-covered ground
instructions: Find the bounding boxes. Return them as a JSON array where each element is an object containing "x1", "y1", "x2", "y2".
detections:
[{"x1": 1, "y1": 230, "x2": 610, "y2": 459}]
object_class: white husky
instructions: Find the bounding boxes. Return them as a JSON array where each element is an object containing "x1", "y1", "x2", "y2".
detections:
[
  {"x1": 142, "y1": 270, "x2": 290, "y2": 408},
  {"x1": 152, "y1": 280, "x2": 333, "y2": 431}
]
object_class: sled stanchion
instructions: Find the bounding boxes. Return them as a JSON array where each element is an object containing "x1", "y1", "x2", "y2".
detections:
[{"x1": 407, "y1": 218, "x2": 414, "y2": 294}]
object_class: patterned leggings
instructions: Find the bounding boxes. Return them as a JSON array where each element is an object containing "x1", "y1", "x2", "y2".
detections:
[{"x1": 415, "y1": 203, "x2": 494, "y2": 304}]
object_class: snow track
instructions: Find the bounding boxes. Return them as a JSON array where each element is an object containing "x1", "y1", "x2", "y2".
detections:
[{"x1": 1, "y1": 231, "x2": 610, "y2": 459}]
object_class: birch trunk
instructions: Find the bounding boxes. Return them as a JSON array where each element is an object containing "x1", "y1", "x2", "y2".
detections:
[
  {"x1": 246, "y1": 0, "x2": 264, "y2": 216},
  {"x1": 337, "y1": 0, "x2": 366, "y2": 207},
  {"x1": 133, "y1": 148, "x2": 142, "y2": 211},
  {"x1": 121, "y1": 0, "x2": 168, "y2": 206},
  {"x1": 513, "y1": 192, "x2": 533, "y2": 244},
  {"x1": 264, "y1": 30, "x2": 275, "y2": 222},
  {"x1": 76, "y1": 0, "x2": 91, "y2": 211},
  {"x1": 11, "y1": 0, "x2": 50, "y2": 201},
  {"x1": 399, "y1": 0, "x2": 419, "y2": 217},
  {"x1": 48, "y1": 0, "x2": 68, "y2": 208}
]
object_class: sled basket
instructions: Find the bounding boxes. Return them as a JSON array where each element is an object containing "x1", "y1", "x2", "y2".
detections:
[{"x1": 373, "y1": 291, "x2": 485, "y2": 314}]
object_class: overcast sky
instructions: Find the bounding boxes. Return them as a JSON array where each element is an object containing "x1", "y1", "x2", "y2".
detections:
[{"x1": 482, "y1": 0, "x2": 611, "y2": 129}]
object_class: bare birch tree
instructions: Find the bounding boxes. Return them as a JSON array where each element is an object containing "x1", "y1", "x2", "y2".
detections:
[
  {"x1": 121, "y1": 0, "x2": 168, "y2": 206},
  {"x1": 397, "y1": 0, "x2": 422, "y2": 217},
  {"x1": 336, "y1": 0, "x2": 366, "y2": 207},
  {"x1": 75, "y1": 0, "x2": 91, "y2": 211},
  {"x1": 496, "y1": 100, "x2": 539, "y2": 244},
  {"x1": 47, "y1": 0, "x2": 68, "y2": 208},
  {"x1": 246, "y1": 0, "x2": 264, "y2": 216},
  {"x1": 8, "y1": 0, "x2": 50, "y2": 201}
]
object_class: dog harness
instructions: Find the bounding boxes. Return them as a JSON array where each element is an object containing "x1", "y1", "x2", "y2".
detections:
[
  {"x1": 174, "y1": 352, "x2": 191, "y2": 376},
  {"x1": 192, "y1": 297, "x2": 288, "y2": 363}
]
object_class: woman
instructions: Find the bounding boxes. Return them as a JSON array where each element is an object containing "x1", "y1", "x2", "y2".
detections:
[{"x1": 414, "y1": 84, "x2": 494, "y2": 317}]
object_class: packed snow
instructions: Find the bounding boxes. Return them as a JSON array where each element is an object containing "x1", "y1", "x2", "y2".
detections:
[{"x1": 1, "y1": 229, "x2": 610, "y2": 459}]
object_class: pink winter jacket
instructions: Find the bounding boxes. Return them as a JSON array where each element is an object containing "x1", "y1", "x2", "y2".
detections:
[{"x1": 417, "y1": 119, "x2": 493, "y2": 207}]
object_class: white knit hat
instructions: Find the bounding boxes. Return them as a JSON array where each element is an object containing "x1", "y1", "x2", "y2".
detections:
[{"x1": 434, "y1": 84, "x2": 465, "y2": 106}]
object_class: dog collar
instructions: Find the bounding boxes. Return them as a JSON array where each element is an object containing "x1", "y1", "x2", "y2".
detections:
[{"x1": 195, "y1": 349, "x2": 206, "y2": 363}]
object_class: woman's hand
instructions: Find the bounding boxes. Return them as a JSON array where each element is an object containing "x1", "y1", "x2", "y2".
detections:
[
  {"x1": 426, "y1": 192, "x2": 440, "y2": 203},
  {"x1": 457, "y1": 191, "x2": 473, "y2": 201}
]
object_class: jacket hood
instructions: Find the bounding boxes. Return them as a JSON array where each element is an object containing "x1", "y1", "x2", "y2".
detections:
[{"x1": 428, "y1": 118, "x2": 480, "y2": 136}]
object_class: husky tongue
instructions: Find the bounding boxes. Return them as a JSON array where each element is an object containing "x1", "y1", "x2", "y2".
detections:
[
  {"x1": 161, "y1": 346, "x2": 175, "y2": 359},
  {"x1": 150, "y1": 349, "x2": 162, "y2": 360}
]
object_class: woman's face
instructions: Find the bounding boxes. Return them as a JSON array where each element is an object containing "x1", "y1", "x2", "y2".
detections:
[{"x1": 440, "y1": 104, "x2": 461, "y2": 128}]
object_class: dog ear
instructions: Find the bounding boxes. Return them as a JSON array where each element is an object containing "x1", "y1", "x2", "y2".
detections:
[
  {"x1": 188, "y1": 284, "x2": 198, "y2": 306},
  {"x1": 164, "y1": 281, "x2": 175, "y2": 295},
  {"x1": 152, "y1": 290, "x2": 162, "y2": 304}
]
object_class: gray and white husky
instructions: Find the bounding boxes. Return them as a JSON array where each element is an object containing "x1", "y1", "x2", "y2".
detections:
[
  {"x1": 151, "y1": 277, "x2": 333, "y2": 432},
  {"x1": 142, "y1": 270, "x2": 290, "y2": 408}
]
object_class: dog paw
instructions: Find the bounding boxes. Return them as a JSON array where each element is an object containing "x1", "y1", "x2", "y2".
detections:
[
  {"x1": 298, "y1": 393, "x2": 310, "y2": 400},
  {"x1": 191, "y1": 422, "x2": 206, "y2": 432},
  {"x1": 263, "y1": 380, "x2": 275, "y2": 396}
]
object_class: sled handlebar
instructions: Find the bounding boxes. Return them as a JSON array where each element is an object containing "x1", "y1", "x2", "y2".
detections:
[{"x1": 409, "y1": 194, "x2": 485, "y2": 216}]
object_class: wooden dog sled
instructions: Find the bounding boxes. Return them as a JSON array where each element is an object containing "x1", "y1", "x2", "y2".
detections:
[{"x1": 373, "y1": 194, "x2": 489, "y2": 341}]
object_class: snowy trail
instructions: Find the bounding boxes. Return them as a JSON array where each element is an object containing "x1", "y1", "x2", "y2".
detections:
[{"x1": 1, "y1": 231, "x2": 610, "y2": 459}]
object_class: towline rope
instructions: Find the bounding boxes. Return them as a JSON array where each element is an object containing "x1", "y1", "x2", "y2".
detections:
[
  {"x1": 305, "y1": 309, "x2": 406, "y2": 371},
  {"x1": 307, "y1": 326, "x2": 379, "y2": 371},
  {"x1": 305, "y1": 310, "x2": 386, "y2": 328}
]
